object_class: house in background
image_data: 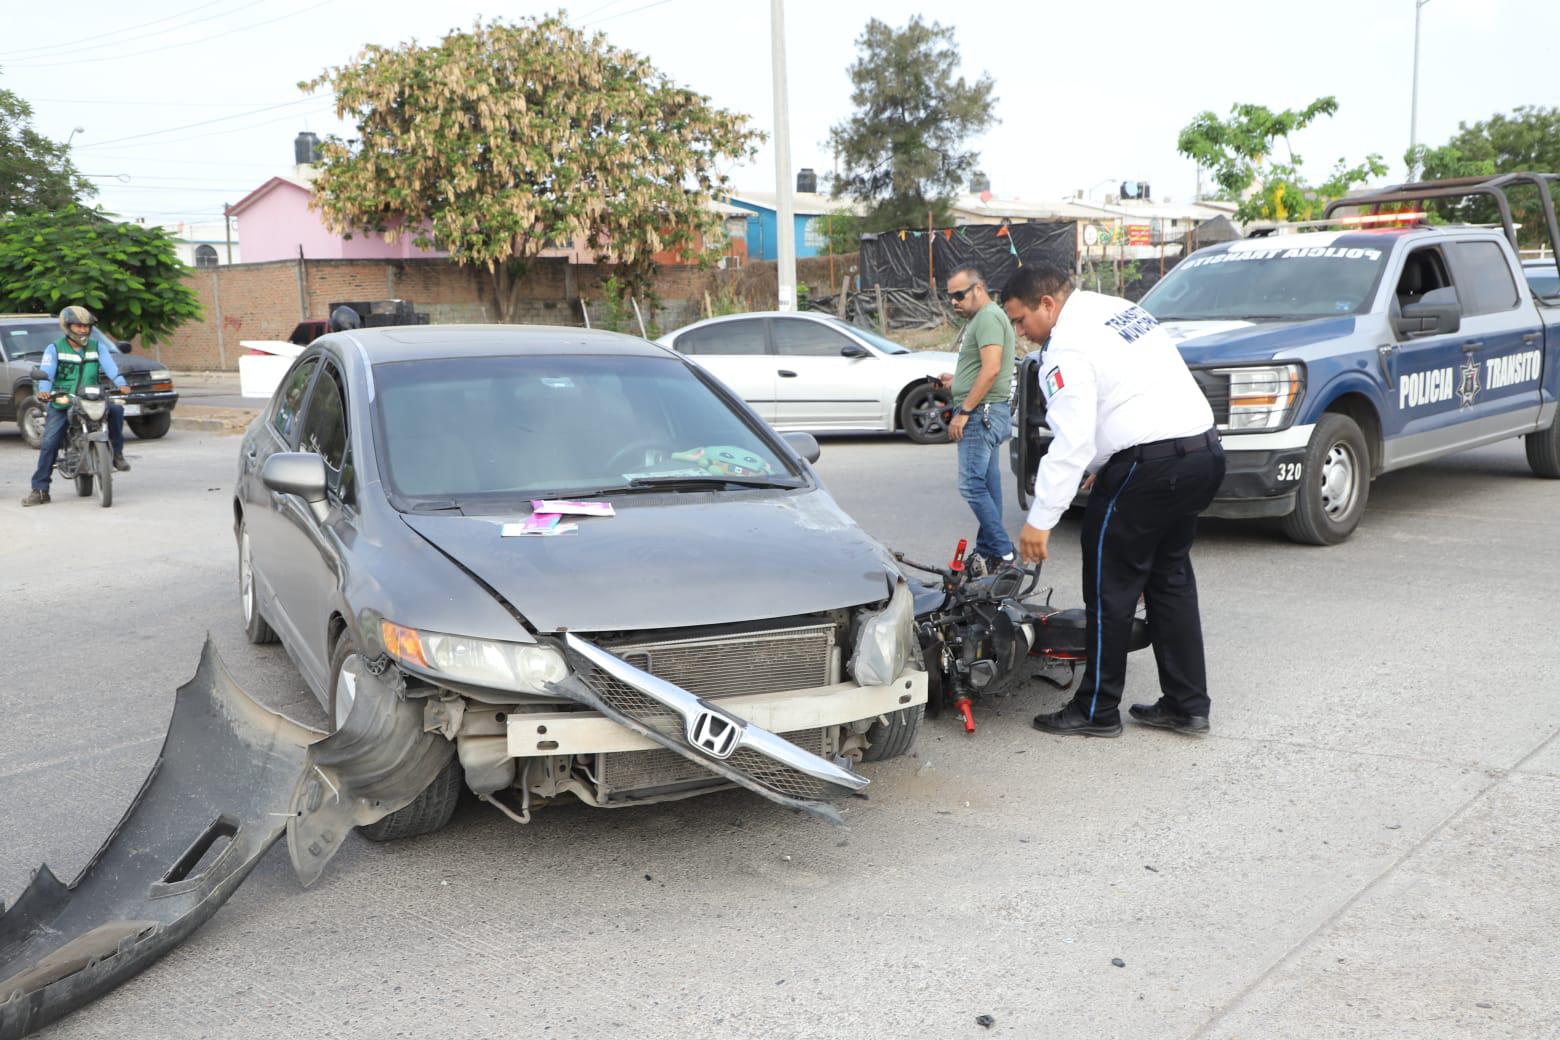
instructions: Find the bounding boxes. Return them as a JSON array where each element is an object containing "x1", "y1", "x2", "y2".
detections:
[
  {"x1": 725, "y1": 171, "x2": 863, "y2": 262},
  {"x1": 162, "y1": 221, "x2": 240, "y2": 267}
]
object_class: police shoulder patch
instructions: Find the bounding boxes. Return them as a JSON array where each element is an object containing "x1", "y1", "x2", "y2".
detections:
[{"x1": 1042, "y1": 366, "x2": 1065, "y2": 400}]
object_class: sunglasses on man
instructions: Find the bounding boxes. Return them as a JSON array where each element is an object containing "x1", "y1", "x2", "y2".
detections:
[{"x1": 948, "y1": 286, "x2": 978, "y2": 302}]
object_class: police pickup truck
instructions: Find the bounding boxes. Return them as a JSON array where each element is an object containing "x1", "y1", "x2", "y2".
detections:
[{"x1": 1013, "y1": 173, "x2": 1560, "y2": 545}]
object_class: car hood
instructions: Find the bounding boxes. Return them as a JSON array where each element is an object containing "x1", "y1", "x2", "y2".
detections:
[
  {"x1": 399, "y1": 490, "x2": 899, "y2": 634},
  {"x1": 889, "y1": 350, "x2": 960, "y2": 371},
  {"x1": 1163, "y1": 316, "x2": 1359, "y2": 367}
]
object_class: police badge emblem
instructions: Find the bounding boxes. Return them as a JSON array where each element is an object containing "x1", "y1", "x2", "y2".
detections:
[{"x1": 1457, "y1": 357, "x2": 1481, "y2": 409}]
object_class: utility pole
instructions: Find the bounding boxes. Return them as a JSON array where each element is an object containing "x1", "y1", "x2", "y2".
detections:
[
  {"x1": 1408, "y1": 0, "x2": 1432, "y2": 180},
  {"x1": 771, "y1": 0, "x2": 797, "y2": 312}
]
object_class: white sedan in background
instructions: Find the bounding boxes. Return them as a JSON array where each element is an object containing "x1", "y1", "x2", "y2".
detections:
[{"x1": 656, "y1": 312, "x2": 961, "y2": 443}]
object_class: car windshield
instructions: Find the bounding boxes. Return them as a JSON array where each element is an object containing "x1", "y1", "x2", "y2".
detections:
[
  {"x1": 373, "y1": 353, "x2": 801, "y2": 509},
  {"x1": 0, "y1": 322, "x2": 121, "y2": 361},
  {"x1": 1141, "y1": 242, "x2": 1390, "y2": 321},
  {"x1": 827, "y1": 319, "x2": 910, "y2": 354}
]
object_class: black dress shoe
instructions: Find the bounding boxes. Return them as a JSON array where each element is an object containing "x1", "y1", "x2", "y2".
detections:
[
  {"x1": 1129, "y1": 701, "x2": 1210, "y2": 735},
  {"x1": 113, "y1": 454, "x2": 131, "y2": 472},
  {"x1": 1033, "y1": 703, "x2": 1122, "y2": 738}
]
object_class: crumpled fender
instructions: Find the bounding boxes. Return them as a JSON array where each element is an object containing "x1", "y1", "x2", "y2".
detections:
[
  {"x1": 286, "y1": 656, "x2": 454, "y2": 887},
  {"x1": 0, "y1": 639, "x2": 317, "y2": 1040}
]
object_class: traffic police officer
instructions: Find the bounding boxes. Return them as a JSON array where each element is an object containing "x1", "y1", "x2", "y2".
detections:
[{"x1": 1001, "y1": 265, "x2": 1224, "y2": 738}]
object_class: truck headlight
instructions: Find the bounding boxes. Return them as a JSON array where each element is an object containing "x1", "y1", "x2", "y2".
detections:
[
  {"x1": 379, "y1": 621, "x2": 568, "y2": 693},
  {"x1": 848, "y1": 581, "x2": 915, "y2": 687},
  {"x1": 1215, "y1": 364, "x2": 1305, "y2": 431}
]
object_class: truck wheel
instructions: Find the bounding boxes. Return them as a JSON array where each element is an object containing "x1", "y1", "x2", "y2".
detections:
[
  {"x1": 238, "y1": 520, "x2": 278, "y2": 644},
  {"x1": 860, "y1": 704, "x2": 925, "y2": 762},
  {"x1": 1282, "y1": 412, "x2": 1370, "y2": 546},
  {"x1": 899, "y1": 384, "x2": 951, "y2": 444},
  {"x1": 128, "y1": 412, "x2": 172, "y2": 440},
  {"x1": 328, "y1": 635, "x2": 462, "y2": 842},
  {"x1": 1524, "y1": 412, "x2": 1560, "y2": 478},
  {"x1": 18, "y1": 394, "x2": 45, "y2": 449}
]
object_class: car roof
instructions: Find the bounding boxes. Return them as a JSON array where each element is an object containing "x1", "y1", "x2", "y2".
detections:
[
  {"x1": 333, "y1": 323, "x2": 678, "y2": 364},
  {"x1": 665, "y1": 310, "x2": 849, "y2": 340}
]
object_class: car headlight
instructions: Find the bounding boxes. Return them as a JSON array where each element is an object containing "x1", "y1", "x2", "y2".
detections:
[
  {"x1": 149, "y1": 369, "x2": 171, "y2": 381},
  {"x1": 80, "y1": 398, "x2": 106, "y2": 421},
  {"x1": 1214, "y1": 364, "x2": 1305, "y2": 432},
  {"x1": 379, "y1": 621, "x2": 568, "y2": 693},
  {"x1": 848, "y1": 580, "x2": 915, "y2": 687}
]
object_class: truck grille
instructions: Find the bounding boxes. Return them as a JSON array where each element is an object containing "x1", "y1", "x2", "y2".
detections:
[
  {"x1": 1192, "y1": 368, "x2": 1231, "y2": 426},
  {"x1": 607, "y1": 622, "x2": 839, "y2": 700},
  {"x1": 597, "y1": 727, "x2": 832, "y2": 801}
]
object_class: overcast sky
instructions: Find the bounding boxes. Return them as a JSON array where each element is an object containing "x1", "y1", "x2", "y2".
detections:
[{"x1": 3, "y1": 0, "x2": 1555, "y2": 229}]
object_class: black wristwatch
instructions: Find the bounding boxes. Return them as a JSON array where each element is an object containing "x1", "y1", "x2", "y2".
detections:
[{"x1": 959, "y1": 406, "x2": 978, "y2": 416}]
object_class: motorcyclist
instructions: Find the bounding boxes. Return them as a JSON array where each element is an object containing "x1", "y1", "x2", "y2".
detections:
[{"x1": 21, "y1": 306, "x2": 131, "y2": 508}]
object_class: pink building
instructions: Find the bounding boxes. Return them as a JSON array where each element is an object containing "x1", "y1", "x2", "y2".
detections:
[{"x1": 225, "y1": 171, "x2": 452, "y2": 263}]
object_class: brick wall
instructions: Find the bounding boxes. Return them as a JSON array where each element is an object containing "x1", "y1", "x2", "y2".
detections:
[{"x1": 147, "y1": 254, "x2": 852, "y2": 370}]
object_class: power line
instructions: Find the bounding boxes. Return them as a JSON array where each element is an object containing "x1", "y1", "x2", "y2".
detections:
[
  {"x1": 2, "y1": 0, "x2": 268, "y2": 63},
  {"x1": 81, "y1": 104, "x2": 340, "y2": 151},
  {"x1": 576, "y1": 0, "x2": 637, "y2": 21},
  {"x1": 584, "y1": 0, "x2": 679, "y2": 27},
  {"x1": 76, "y1": 96, "x2": 326, "y2": 150},
  {"x1": 13, "y1": 0, "x2": 340, "y2": 69},
  {"x1": 33, "y1": 96, "x2": 317, "y2": 108},
  {"x1": 0, "y1": 0, "x2": 234, "y2": 59}
]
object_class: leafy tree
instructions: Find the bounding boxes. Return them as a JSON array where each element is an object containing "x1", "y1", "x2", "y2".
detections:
[
  {"x1": 0, "y1": 206, "x2": 202, "y2": 343},
  {"x1": 303, "y1": 16, "x2": 759, "y2": 321},
  {"x1": 1177, "y1": 97, "x2": 1386, "y2": 222},
  {"x1": 0, "y1": 77, "x2": 94, "y2": 215},
  {"x1": 817, "y1": 211, "x2": 862, "y2": 256},
  {"x1": 828, "y1": 17, "x2": 996, "y2": 232},
  {"x1": 1407, "y1": 106, "x2": 1560, "y2": 246}
]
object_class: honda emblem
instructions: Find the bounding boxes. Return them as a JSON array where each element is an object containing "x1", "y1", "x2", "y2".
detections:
[{"x1": 688, "y1": 709, "x2": 742, "y2": 759}]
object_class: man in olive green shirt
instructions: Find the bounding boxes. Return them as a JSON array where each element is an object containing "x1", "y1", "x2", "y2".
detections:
[{"x1": 939, "y1": 265, "x2": 1017, "y2": 573}]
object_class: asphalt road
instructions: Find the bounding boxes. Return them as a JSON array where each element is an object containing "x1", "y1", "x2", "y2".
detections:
[{"x1": 2, "y1": 423, "x2": 1557, "y2": 1040}]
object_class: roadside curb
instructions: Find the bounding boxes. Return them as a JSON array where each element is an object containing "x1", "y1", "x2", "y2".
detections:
[{"x1": 170, "y1": 407, "x2": 257, "y2": 436}]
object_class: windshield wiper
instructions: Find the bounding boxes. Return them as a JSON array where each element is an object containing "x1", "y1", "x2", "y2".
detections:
[
  {"x1": 588, "y1": 476, "x2": 804, "y2": 495},
  {"x1": 407, "y1": 498, "x2": 464, "y2": 513}
]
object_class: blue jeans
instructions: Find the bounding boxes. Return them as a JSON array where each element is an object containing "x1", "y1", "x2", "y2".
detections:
[
  {"x1": 956, "y1": 400, "x2": 1014, "y2": 560},
  {"x1": 31, "y1": 403, "x2": 125, "y2": 491}
]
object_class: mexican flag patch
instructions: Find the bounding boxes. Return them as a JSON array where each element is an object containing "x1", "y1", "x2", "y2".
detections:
[{"x1": 1042, "y1": 366, "x2": 1065, "y2": 399}]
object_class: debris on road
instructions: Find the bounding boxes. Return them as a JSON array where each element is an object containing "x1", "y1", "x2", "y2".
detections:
[
  {"x1": 975, "y1": 1014, "x2": 995, "y2": 1028},
  {"x1": 1111, "y1": 958, "x2": 1126, "y2": 968}
]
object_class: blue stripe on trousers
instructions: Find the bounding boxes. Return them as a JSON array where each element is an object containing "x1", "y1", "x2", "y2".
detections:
[{"x1": 1089, "y1": 461, "x2": 1137, "y2": 721}]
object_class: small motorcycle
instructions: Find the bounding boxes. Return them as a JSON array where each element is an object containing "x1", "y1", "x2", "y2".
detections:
[
  {"x1": 40, "y1": 381, "x2": 119, "y2": 508},
  {"x1": 899, "y1": 539, "x2": 1150, "y2": 732}
]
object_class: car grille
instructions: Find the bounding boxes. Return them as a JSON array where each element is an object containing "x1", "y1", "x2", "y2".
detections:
[
  {"x1": 1192, "y1": 368, "x2": 1231, "y2": 426},
  {"x1": 597, "y1": 727, "x2": 832, "y2": 801},
  {"x1": 607, "y1": 622, "x2": 839, "y2": 699}
]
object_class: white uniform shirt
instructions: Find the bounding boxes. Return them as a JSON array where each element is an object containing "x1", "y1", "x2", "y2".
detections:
[{"x1": 1026, "y1": 291, "x2": 1214, "y2": 530}]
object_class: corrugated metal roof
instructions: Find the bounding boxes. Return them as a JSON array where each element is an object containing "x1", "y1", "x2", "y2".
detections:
[{"x1": 725, "y1": 191, "x2": 866, "y2": 217}]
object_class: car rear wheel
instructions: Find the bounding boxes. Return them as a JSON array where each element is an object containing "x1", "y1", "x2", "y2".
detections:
[
  {"x1": 1281, "y1": 412, "x2": 1370, "y2": 546},
  {"x1": 860, "y1": 704, "x2": 924, "y2": 762},
  {"x1": 238, "y1": 521, "x2": 278, "y2": 644},
  {"x1": 18, "y1": 395, "x2": 45, "y2": 449},
  {"x1": 1524, "y1": 410, "x2": 1560, "y2": 478},
  {"x1": 128, "y1": 412, "x2": 172, "y2": 440},
  {"x1": 899, "y1": 383, "x2": 951, "y2": 444},
  {"x1": 328, "y1": 635, "x2": 462, "y2": 842}
]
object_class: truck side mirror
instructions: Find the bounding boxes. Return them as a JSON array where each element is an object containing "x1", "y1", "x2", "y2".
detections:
[
  {"x1": 1394, "y1": 287, "x2": 1461, "y2": 339},
  {"x1": 116, "y1": 340, "x2": 133, "y2": 354},
  {"x1": 30, "y1": 366, "x2": 48, "y2": 382}
]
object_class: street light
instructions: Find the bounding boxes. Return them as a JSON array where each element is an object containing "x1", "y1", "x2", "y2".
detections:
[
  {"x1": 1408, "y1": 0, "x2": 1432, "y2": 179},
  {"x1": 66, "y1": 126, "x2": 85, "y2": 147}
]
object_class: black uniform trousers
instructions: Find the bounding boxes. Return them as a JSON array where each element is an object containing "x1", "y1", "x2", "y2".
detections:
[{"x1": 1071, "y1": 430, "x2": 1225, "y2": 724}]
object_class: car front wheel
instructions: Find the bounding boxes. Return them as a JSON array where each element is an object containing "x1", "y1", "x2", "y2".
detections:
[
  {"x1": 18, "y1": 394, "x2": 45, "y2": 449},
  {"x1": 129, "y1": 412, "x2": 172, "y2": 439},
  {"x1": 1281, "y1": 412, "x2": 1370, "y2": 546}
]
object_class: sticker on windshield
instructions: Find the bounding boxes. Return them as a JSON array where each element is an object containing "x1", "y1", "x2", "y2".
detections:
[{"x1": 672, "y1": 445, "x2": 774, "y2": 477}]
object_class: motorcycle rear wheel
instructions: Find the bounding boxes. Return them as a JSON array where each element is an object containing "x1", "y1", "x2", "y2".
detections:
[{"x1": 93, "y1": 441, "x2": 113, "y2": 508}]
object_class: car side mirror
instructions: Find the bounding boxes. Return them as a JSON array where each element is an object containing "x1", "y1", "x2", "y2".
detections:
[
  {"x1": 116, "y1": 340, "x2": 133, "y2": 354},
  {"x1": 1394, "y1": 287, "x2": 1461, "y2": 338},
  {"x1": 262, "y1": 452, "x2": 330, "y2": 522},
  {"x1": 840, "y1": 344, "x2": 871, "y2": 359},
  {"x1": 30, "y1": 365, "x2": 48, "y2": 382},
  {"x1": 783, "y1": 431, "x2": 821, "y2": 464}
]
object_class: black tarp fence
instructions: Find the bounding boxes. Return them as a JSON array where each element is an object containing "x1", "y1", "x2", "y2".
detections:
[{"x1": 858, "y1": 221, "x2": 1076, "y2": 293}]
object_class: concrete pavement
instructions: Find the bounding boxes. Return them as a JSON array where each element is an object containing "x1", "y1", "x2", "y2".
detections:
[{"x1": 1, "y1": 426, "x2": 1556, "y2": 1039}]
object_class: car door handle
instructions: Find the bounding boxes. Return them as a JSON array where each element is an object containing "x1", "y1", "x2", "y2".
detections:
[
  {"x1": 778, "y1": 370, "x2": 798, "y2": 378},
  {"x1": 1522, "y1": 331, "x2": 1542, "y2": 343},
  {"x1": 1461, "y1": 339, "x2": 1484, "y2": 353}
]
